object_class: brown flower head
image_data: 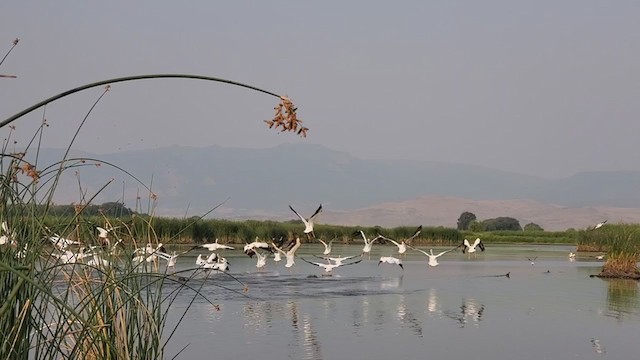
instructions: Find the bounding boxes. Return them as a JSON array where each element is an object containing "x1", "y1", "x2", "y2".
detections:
[{"x1": 265, "y1": 96, "x2": 308, "y2": 137}]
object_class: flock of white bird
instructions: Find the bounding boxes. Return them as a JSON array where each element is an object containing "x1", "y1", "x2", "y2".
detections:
[{"x1": 0, "y1": 211, "x2": 610, "y2": 276}]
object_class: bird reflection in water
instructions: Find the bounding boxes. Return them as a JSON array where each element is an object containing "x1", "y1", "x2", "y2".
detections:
[
  {"x1": 425, "y1": 288, "x2": 439, "y2": 314},
  {"x1": 444, "y1": 298, "x2": 485, "y2": 328},
  {"x1": 302, "y1": 314, "x2": 323, "y2": 360},
  {"x1": 395, "y1": 294, "x2": 423, "y2": 337}
]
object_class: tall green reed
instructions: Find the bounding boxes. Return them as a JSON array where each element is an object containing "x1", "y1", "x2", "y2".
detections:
[{"x1": 1, "y1": 37, "x2": 305, "y2": 359}]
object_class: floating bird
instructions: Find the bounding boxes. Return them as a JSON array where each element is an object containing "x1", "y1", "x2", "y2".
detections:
[
  {"x1": 289, "y1": 204, "x2": 323, "y2": 239},
  {"x1": 317, "y1": 238, "x2": 335, "y2": 255},
  {"x1": 379, "y1": 256, "x2": 404, "y2": 269},
  {"x1": 527, "y1": 257, "x2": 538, "y2": 265},
  {"x1": 593, "y1": 220, "x2": 607, "y2": 230},
  {"x1": 462, "y1": 238, "x2": 485, "y2": 254},
  {"x1": 409, "y1": 246, "x2": 454, "y2": 267},
  {"x1": 594, "y1": 254, "x2": 606, "y2": 260},
  {"x1": 200, "y1": 238, "x2": 235, "y2": 251},
  {"x1": 568, "y1": 252, "x2": 576, "y2": 259},
  {"x1": 301, "y1": 257, "x2": 362, "y2": 274}
]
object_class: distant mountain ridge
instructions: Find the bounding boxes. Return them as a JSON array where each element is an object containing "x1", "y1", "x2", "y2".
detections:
[{"x1": 30, "y1": 143, "x2": 640, "y2": 230}]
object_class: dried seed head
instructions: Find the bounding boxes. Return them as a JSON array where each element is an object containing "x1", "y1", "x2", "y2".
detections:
[{"x1": 265, "y1": 97, "x2": 308, "y2": 137}]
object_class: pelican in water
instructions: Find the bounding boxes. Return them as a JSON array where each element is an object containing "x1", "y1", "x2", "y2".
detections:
[
  {"x1": 289, "y1": 204, "x2": 323, "y2": 239},
  {"x1": 462, "y1": 238, "x2": 485, "y2": 254}
]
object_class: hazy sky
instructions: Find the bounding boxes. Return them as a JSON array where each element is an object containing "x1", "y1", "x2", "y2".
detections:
[{"x1": 2, "y1": 1, "x2": 639, "y2": 179}]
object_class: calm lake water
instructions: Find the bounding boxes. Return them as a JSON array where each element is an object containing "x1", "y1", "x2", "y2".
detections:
[{"x1": 162, "y1": 244, "x2": 639, "y2": 360}]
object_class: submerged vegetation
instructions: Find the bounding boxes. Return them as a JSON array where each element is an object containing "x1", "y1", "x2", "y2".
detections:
[{"x1": 0, "y1": 38, "x2": 307, "y2": 359}]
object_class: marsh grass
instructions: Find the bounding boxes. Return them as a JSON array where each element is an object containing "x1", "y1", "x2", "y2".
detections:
[
  {"x1": 577, "y1": 224, "x2": 640, "y2": 278},
  {"x1": 1, "y1": 41, "x2": 305, "y2": 359}
]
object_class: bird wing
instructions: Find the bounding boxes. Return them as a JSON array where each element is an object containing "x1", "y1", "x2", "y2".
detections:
[
  {"x1": 289, "y1": 205, "x2": 309, "y2": 224},
  {"x1": 383, "y1": 236, "x2": 400, "y2": 246},
  {"x1": 477, "y1": 241, "x2": 485, "y2": 252},
  {"x1": 407, "y1": 245, "x2": 429, "y2": 257},
  {"x1": 473, "y1": 238, "x2": 481, "y2": 247},
  {"x1": 464, "y1": 239, "x2": 471, "y2": 247},
  {"x1": 301, "y1": 257, "x2": 324, "y2": 267},
  {"x1": 341, "y1": 259, "x2": 362, "y2": 266},
  {"x1": 96, "y1": 227, "x2": 109, "y2": 237},
  {"x1": 406, "y1": 225, "x2": 423, "y2": 243},
  {"x1": 309, "y1": 204, "x2": 323, "y2": 221},
  {"x1": 435, "y1": 249, "x2": 453, "y2": 257},
  {"x1": 318, "y1": 238, "x2": 328, "y2": 247}
]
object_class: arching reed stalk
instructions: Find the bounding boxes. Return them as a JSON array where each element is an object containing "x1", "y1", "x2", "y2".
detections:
[{"x1": 0, "y1": 70, "x2": 306, "y2": 359}]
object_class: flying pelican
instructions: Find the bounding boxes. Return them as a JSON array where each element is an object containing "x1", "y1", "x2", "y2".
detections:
[
  {"x1": 277, "y1": 236, "x2": 301, "y2": 268},
  {"x1": 314, "y1": 254, "x2": 361, "y2": 266},
  {"x1": 255, "y1": 251, "x2": 268, "y2": 270},
  {"x1": 568, "y1": 252, "x2": 576, "y2": 262},
  {"x1": 409, "y1": 246, "x2": 454, "y2": 267},
  {"x1": 317, "y1": 238, "x2": 335, "y2": 255},
  {"x1": 301, "y1": 257, "x2": 362, "y2": 274},
  {"x1": 527, "y1": 256, "x2": 537, "y2": 265},
  {"x1": 462, "y1": 238, "x2": 485, "y2": 254},
  {"x1": 200, "y1": 238, "x2": 235, "y2": 251},
  {"x1": 379, "y1": 256, "x2": 403, "y2": 269},
  {"x1": 244, "y1": 238, "x2": 271, "y2": 258},
  {"x1": 593, "y1": 220, "x2": 607, "y2": 230},
  {"x1": 357, "y1": 231, "x2": 384, "y2": 258},
  {"x1": 289, "y1": 204, "x2": 323, "y2": 239},
  {"x1": 381, "y1": 225, "x2": 422, "y2": 256}
]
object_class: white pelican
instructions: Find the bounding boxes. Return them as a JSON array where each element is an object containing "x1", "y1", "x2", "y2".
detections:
[
  {"x1": 244, "y1": 238, "x2": 271, "y2": 258},
  {"x1": 301, "y1": 257, "x2": 361, "y2": 274},
  {"x1": 280, "y1": 237, "x2": 302, "y2": 268},
  {"x1": 527, "y1": 256, "x2": 537, "y2": 265},
  {"x1": 593, "y1": 220, "x2": 607, "y2": 230},
  {"x1": 200, "y1": 238, "x2": 235, "y2": 251},
  {"x1": 255, "y1": 251, "x2": 268, "y2": 269},
  {"x1": 381, "y1": 226, "x2": 421, "y2": 256},
  {"x1": 379, "y1": 256, "x2": 403, "y2": 269},
  {"x1": 462, "y1": 238, "x2": 485, "y2": 254},
  {"x1": 289, "y1": 204, "x2": 323, "y2": 239},
  {"x1": 410, "y1": 246, "x2": 454, "y2": 267},
  {"x1": 51, "y1": 249, "x2": 91, "y2": 264},
  {"x1": 270, "y1": 241, "x2": 284, "y2": 262},
  {"x1": 357, "y1": 231, "x2": 384, "y2": 257},
  {"x1": 315, "y1": 254, "x2": 360, "y2": 266},
  {"x1": 318, "y1": 238, "x2": 335, "y2": 255},
  {"x1": 49, "y1": 235, "x2": 81, "y2": 250}
]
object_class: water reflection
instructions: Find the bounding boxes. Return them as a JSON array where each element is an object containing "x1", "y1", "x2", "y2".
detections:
[
  {"x1": 443, "y1": 298, "x2": 485, "y2": 328},
  {"x1": 395, "y1": 294, "x2": 423, "y2": 337},
  {"x1": 302, "y1": 314, "x2": 323, "y2": 360},
  {"x1": 604, "y1": 278, "x2": 639, "y2": 321}
]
